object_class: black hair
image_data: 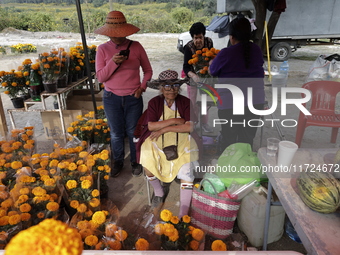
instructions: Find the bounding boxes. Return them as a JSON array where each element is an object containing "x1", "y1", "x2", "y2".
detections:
[
  {"x1": 229, "y1": 17, "x2": 252, "y2": 68},
  {"x1": 189, "y1": 22, "x2": 206, "y2": 38}
]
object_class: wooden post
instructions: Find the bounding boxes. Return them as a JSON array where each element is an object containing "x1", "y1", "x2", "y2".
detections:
[{"x1": 0, "y1": 95, "x2": 8, "y2": 138}]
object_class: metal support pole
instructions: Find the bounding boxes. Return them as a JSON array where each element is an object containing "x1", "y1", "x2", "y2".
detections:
[{"x1": 75, "y1": 0, "x2": 98, "y2": 116}]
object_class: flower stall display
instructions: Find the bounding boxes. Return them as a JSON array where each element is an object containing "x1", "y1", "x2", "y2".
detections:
[
  {"x1": 39, "y1": 50, "x2": 61, "y2": 93},
  {"x1": 0, "y1": 70, "x2": 27, "y2": 108}
]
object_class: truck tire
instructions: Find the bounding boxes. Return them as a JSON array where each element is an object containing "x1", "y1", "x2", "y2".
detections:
[{"x1": 270, "y1": 42, "x2": 292, "y2": 61}]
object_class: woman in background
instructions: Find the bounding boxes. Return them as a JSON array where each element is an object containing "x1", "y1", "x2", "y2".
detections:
[{"x1": 209, "y1": 17, "x2": 265, "y2": 152}]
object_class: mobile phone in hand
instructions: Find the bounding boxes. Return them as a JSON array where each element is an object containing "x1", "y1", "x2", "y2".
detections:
[{"x1": 119, "y1": 49, "x2": 130, "y2": 57}]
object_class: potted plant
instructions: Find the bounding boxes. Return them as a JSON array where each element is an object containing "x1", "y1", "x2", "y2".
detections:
[{"x1": 0, "y1": 70, "x2": 27, "y2": 108}]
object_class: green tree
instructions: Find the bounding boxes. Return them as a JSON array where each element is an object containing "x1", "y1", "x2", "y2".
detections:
[{"x1": 171, "y1": 7, "x2": 193, "y2": 25}]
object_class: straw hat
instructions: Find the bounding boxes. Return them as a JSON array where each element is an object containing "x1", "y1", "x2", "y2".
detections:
[
  {"x1": 147, "y1": 70, "x2": 188, "y2": 90},
  {"x1": 94, "y1": 11, "x2": 140, "y2": 37}
]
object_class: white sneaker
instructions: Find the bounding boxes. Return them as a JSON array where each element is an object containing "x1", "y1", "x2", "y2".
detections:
[{"x1": 202, "y1": 124, "x2": 214, "y2": 133}]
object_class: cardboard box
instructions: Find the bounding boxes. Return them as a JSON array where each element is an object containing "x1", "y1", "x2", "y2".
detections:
[
  {"x1": 41, "y1": 110, "x2": 82, "y2": 140},
  {"x1": 66, "y1": 90, "x2": 103, "y2": 113}
]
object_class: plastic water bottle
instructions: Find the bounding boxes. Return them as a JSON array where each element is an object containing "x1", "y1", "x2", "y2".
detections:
[{"x1": 279, "y1": 61, "x2": 289, "y2": 76}]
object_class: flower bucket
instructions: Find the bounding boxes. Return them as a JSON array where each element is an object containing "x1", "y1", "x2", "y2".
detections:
[
  {"x1": 43, "y1": 82, "x2": 58, "y2": 93},
  {"x1": 57, "y1": 75, "x2": 68, "y2": 88},
  {"x1": 72, "y1": 73, "x2": 78, "y2": 82},
  {"x1": 11, "y1": 97, "x2": 24, "y2": 108},
  {"x1": 29, "y1": 85, "x2": 41, "y2": 101}
]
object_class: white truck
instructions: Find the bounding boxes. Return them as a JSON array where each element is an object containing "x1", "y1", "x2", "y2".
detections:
[{"x1": 177, "y1": 0, "x2": 340, "y2": 61}]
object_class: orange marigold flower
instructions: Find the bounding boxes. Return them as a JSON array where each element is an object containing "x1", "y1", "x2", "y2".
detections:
[
  {"x1": 135, "y1": 238, "x2": 149, "y2": 250},
  {"x1": 160, "y1": 209, "x2": 172, "y2": 222},
  {"x1": 192, "y1": 228, "x2": 204, "y2": 241},
  {"x1": 105, "y1": 223, "x2": 118, "y2": 237},
  {"x1": 84, "y1": 235, "x2": 98, "y2": 246},
  {"x1": 107, "y1": 239, "x2": 122, "y2": 250},
  {"x1": 189, "y1": 240, "x2": 200, "y2": 251},
  {"x1": 182, "y1": 215, "x2": 191, "y2": 223},
  {"x1": 114, "y1": 229, "x2": 128, "y2": 241},
  {"x1": 211, "y1": 239, "x2": 227, "y2": 251}
]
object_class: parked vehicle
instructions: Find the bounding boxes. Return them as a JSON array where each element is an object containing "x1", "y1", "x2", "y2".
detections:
[{"x1": 178, "y1": 0, "x2": 340, "y2": 61}]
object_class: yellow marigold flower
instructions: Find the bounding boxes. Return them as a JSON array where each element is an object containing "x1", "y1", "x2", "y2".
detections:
[
  {"x1": 88, "y1": 220, "x2": 99, "y2": 230},
  {"x1": 135, "y1": 238, "x2": 149, "y2": 250},
  {"x1": 91, "y1": 189, "x2": 100, "y2": 197},
  {"x1": 79, "y1": 151, "x2": 88, "y2": 158},
  {"x1": 5, "y1": 219, "x2": 83, "y2": 255},
  {"x1": 70, "y1": 200, "x2": 80, "y2": 209},
  {"x1": 192, "y1": 228, "x2": 204, "y2": 242},
  {"x1": 189, "y1": 240, "x2": 200, "y2": 251},
  {"x1": 100, "y1": 153, "x2": 109, "y2": 160},
  {"x1": 160, "y1": 209, "x2": 172, "y2": 222},
  {"x1": 21, "y1": 213, "x2": 31, "y2": 221},
  {"x1": 46, "y1": 201, "x2": 59, "y2": 211},
  {"x1": 68, "y1": 162, "x2": 77, "y2": 171},
  {"x1": 89, "y1": 198, "x2": 100, "y2": 208},
  {"x1": 105, "y1": 223, "x2": 118, "y2": 237},
  {"x1": 66, "y1": 180, "x2": 77, "y2": 189},
  {"x1": 168, "y1": 229, "x2": 179, "y2": 242},
  {"x1": 44, "y1": 178, "x2": 56, "y2": 187},
  {"x1": 107, "y1": 239, "x2": 121, "y2": 250},
  {"x1": 104, "y1": 175, "x2": 109, "y2": 180},
  {"x1": 85, "y1": 235, "x2": 98, "y2": 246},
  {"x1": 77, "y1": 203, "x2": 87, "y2": 213},
  {"x1": 8, "y1": 214, "x2": 21, "y2": 225},
  {"x1": 182, "y1": 215, "x2": 191, "y2": 223},
  {"x1": 49, "y1": 159, "x2": 59, "y2": 168},
  {"x1": 211, "y1": 239, "x2": 227, "y2": 251},
  {"x1": 114, "y1": 229, "x2": 128, "y2": 242},
  {"x1": 78, "y1": 164, "x2": 88, "y2": 173},
  {"x1": 81, "y1": 179, "x2": 92, "y2": 189},
  {"x1": 17, "y1": 194, "x2": 29, "y2": 204},
  {"x1": 1, "y1": 199, "x2": 13, "y2": 208},
  {"x1": 32, "y1": 187, "x2": 46, "y2": 196},
  {"x1": 19, "y1": 203, "x2": 31, "y2": 213},
  {"x1": 11, "y1": 161, "x2": 22, "y2": 170},
  {"x1": 0, "y1": 216, "x2": 9, "y2": 226},
  {"x1": 92, "y1": 211, "x2": 106, "y2": 225}
]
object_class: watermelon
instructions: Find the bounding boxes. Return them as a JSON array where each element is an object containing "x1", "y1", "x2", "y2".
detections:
[{"x1": 297, "y1": 171, "x2": 340, "y2": 213}]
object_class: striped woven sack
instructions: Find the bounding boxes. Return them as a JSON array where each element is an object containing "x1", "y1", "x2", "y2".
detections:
[{"x1": 190, "y1": 178, "x2": 241, "y2": 239}]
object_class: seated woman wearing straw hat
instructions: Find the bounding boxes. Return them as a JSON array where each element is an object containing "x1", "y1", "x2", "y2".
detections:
[
  {"x1": 136, "y1": 70, "x2": 199, "y2": 218},
  {"x1": 94, "y1": 11, "x2": 153, "y2": 178}
]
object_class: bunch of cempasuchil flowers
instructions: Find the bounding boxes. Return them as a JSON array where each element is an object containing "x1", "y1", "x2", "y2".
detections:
[
  {"x1": 188, "y1": 47, "x2": 220, "y2": 78},
  {"x1": 4, "y1": 218, "x2": 83, "y2": 255},
  {"x1": 38, "y1": 49, "x2": 61, "y2": 84},
  {"x1": 69, "y1": 43, "x2": 85, "y2": 75},
  {"x1": 67, "y1": 106, "x2": 110, "y2": 144},
  {"x1": 0, "y1": 70, "x2": 27, "y2": 99},
  {"x1": 155, "y1": 209, "x2": 205, "y2": 251}
]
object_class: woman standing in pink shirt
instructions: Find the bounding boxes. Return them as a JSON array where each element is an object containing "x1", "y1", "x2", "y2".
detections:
[{"x1": 95, "y1": 11, "x2": 153, "y2": 177}]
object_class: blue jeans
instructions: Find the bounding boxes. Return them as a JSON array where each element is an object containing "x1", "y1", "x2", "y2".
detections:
[{"x1": 103, "y1": 90, "x2": 143, "y2": 163}]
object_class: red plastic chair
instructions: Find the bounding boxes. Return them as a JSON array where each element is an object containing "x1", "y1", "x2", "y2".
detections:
[{"x1": 295, "y1": 81, "x2": 340, "y2": 147}]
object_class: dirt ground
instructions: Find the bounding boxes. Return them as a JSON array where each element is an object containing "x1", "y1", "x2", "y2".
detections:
[{"x1": 0, "y1": 29, "x2": 340, "y2": 253}]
